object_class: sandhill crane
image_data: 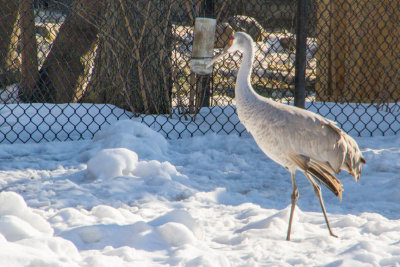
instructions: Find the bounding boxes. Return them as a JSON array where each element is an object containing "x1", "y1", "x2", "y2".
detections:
[{"x1": 207, "y1": 32, "x2": 366, "y2": 241}]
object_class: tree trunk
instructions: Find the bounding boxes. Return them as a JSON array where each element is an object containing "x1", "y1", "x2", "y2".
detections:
[
  {"x1": 19, "y1": 0, "x2": 39, "y2": 101},
  {"x1": 0, "y1": 0, "x2": 19, "y2": 87},
  {"x1": 34, "y1": 0, "x2": 103, "y2": 103},
  {"x1": 85, "y1": 0, "x2": 172, "y2": 115}
]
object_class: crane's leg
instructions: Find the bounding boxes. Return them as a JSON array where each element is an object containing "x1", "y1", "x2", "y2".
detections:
[
  {"x1": 304, "y1": 173, "x2": 338, "y2": 238},
  {"x1": 286, "y1": 171, "x2": 299, "y2": 241}
]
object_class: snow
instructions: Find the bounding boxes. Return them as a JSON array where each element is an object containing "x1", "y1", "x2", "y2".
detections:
[
  {"x1": 0, "y1": 110, "x2": 400, "y2": 266},
  {"x1": 87, "y1": 148, "x2": 139, "y2": 180}
]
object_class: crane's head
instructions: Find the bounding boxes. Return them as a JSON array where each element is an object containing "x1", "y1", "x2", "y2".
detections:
[{"x1": 206, "y1": 32, "x2": 253, "y2": 69}]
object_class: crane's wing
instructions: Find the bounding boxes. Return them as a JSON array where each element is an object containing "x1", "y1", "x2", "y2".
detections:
[
  {"x1": 282, "y1": 104, "x2": 365, "y2": 179},
  {"x1": 250, "y1": 101, "x2": 365, "y2": 180}
]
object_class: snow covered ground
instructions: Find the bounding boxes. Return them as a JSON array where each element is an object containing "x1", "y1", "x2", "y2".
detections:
[{"x1": 0, "y1": 114, "x2": 400, "y2": 266}]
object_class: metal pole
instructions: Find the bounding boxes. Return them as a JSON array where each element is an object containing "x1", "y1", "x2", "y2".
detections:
[{"x1": 294, "y1": 0, "x2": 309, "y2": 108}]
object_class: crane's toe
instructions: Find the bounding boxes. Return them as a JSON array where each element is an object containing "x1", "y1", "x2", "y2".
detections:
[{"x1": 330, "y1": 231, "x2": 338, "y2": 238}]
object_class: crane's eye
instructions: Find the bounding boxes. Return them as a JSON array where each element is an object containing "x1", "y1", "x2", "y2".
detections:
[{"x1": 228, "y1": 36, "x2": 234, "y2": 46}]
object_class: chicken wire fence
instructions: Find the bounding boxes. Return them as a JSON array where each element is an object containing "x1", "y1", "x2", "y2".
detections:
[{"x1": 1, "y1": 0, "x2": 399, "y2": 143}]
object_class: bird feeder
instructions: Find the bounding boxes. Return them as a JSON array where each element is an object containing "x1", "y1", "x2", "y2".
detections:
[{"x1": 190, "y1": 17, "x2": 217, "y2": 75}]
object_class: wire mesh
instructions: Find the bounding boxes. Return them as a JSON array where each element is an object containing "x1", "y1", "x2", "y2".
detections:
[
  {"x1": 1, "y1": 0, "x2": 399, "y2": 143},
  {"x1": 308, "y1": 0, "x2": 400, "y2": 136}
]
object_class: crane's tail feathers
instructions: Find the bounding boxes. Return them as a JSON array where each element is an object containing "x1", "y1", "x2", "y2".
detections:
[
  {"x1": 341, "y1": 134, "x2": 366, "y2": 182},
  {"x1": 289, "y1": 153, "x2": 343, "y2": 201},
  {"x1": 307, "y1": 163, "x2": 343, "y2": 202},
  {"x1": 326, "y1": 122, "x2": 366, "y2": 182}
]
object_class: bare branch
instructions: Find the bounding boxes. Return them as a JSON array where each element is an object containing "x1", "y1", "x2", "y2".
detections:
[
  {"x1": 137, "y1": 1, "x2": 152, "y2": 47},
  {"x1": 216, "y1": 0, "x2": 228, "y2": 21},
  {"x1": 118, "y1": 0, "x2": 137, "y2": 44}
]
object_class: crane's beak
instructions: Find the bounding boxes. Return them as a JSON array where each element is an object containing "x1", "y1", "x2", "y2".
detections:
[
  {"x1": 207, "y1": 35, "x2": 234, "y2": 69},
  {"x1": 206, "y1": 47, "x2": 229, "y2": 69}
]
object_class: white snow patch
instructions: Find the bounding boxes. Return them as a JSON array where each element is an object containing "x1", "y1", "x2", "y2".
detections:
[
  {"x1": 87, "y1": 120, "x2": 168, "y2": 161},
  {"x1": 0, "y1": 192, "x2": 53, "y2": 239},
  {"x1": 86, "y1": 148, "x2": 139, "y2": 179},
  {"x1": 157, "y1": 222, "x2": 195, "y2": 247},
  {"x1": 0, "y1": 114, "x2": 400, "y2": 266},
  {"x1": 132, "y1": 160, "x2": 178, "y2": 180}
]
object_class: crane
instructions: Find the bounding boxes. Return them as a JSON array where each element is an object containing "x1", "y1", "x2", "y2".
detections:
[{"x1": 206, "y1": 32, "x2": 366, "y2": 241}]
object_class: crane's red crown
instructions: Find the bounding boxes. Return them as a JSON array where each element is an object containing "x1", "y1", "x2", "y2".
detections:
[{"x1": 228, "y1": 35, "x2": 234, "y2": 46}]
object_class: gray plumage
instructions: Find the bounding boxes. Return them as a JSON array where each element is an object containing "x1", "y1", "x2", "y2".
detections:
[{"x1": 207, "y1": 32, "x2": 365, "y2": 240}]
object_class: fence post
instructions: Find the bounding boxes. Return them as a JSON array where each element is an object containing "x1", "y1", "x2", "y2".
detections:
[
  {"x1": 294, "y1": 0, "x2": 308, "y2": 108},
  {"x1": 199, "y1": 0, "x2": 214, "y2": 107}
]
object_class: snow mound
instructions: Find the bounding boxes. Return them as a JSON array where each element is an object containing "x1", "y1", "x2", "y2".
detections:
[
  {"x1": 0, "y1": 192, "x2": 53, "y2": 241},
  {"x1": 86, "y1": 148, "x2": 139, "y2": 179},
  {"x1": 83, "y1": 150, "x2": 192, "y2": 203},
  {"x1": 86, "y1": 147, "x2": 183, "y2": 184},
  {"x1": 185, "y1": 255, "x2": 230, "y2": 267},
  {"x1": 157, "y1": 222, "x2": 195, "y2": 247},
  {"x1": 90, "y1": 205, "x2": 126, "y2": 222},
  {"x1": 150, "y1": 209, "x2": 201, "y2": 238},
  {"x1": 84, "y1": 120, "x2": 168, "y2": 161},
  {"x1": 61, "y1": 208, "x2": 199, "y2": 252},
  {"x1": 132, "y1": 160, "x2": 178, "y2": 180}
]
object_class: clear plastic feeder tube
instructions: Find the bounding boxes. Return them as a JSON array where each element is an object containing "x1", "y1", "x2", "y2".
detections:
[{"x1": 190, "y1": 17, "x2": 217, "y2": 75}]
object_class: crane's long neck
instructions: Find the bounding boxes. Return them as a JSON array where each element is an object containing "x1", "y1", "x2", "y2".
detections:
[{"x1": 235, "y1": 40, "x2": 259, "y2": 103}]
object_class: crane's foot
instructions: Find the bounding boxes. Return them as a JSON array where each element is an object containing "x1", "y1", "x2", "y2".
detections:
[{"x1": 329, "y1": 231, "x2": 338, "y2": 238}]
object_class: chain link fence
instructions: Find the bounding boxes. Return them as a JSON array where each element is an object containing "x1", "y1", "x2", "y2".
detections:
[{"x1": 1, "y1": 0, "x2": 399, "y2": 143}]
